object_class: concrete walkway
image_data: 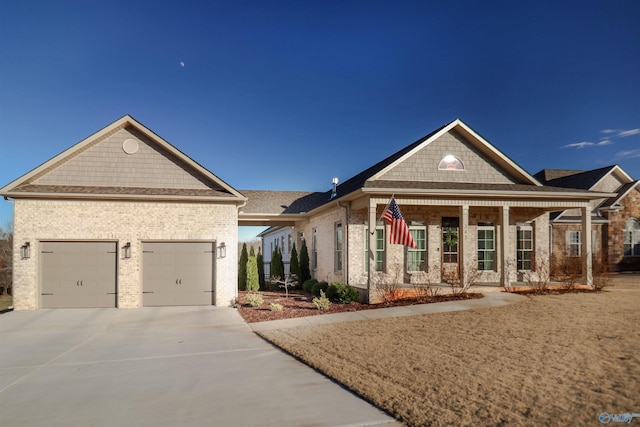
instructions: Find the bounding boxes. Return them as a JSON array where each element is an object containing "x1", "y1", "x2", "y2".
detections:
[{"x1": 249, "y1": 292, "x2": 527, "y2": 332}]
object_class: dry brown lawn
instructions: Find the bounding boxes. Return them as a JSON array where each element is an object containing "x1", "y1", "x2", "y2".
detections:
[{"x1": 257, "y1": 275, "x2": 640, "y2": 427}]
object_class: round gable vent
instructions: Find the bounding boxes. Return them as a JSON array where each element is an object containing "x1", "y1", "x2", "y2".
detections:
[{"x1": 122, "y1": 138, "x2": 139, "y2": 154}]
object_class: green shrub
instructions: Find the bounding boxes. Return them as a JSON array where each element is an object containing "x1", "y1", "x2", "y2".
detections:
[
  {"x1": 246, "y1": 255, "x2": 259, "y2": 291},
  {"x1": 302, "y1": 279, "x2": 318, "y2": 293},
  {"x1": 312, "y1": 290, "x2": 331, "y2": 311},
  {"x1": 269, "y1": 303, "x2": 283, "y2": 312},
  {"x1": 311, "y1": 281, "x2": 329, "y2": 297},
  {"x1": 245, "y1": 291, "x2": 263, "y2": 307},
  {"x1": 327, "y1": 282, "x2": 360, "y2": 304}
]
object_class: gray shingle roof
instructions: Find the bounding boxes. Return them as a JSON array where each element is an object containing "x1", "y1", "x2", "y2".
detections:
[
  {"x1": 9, "y1": 184, "x2": 236, "y2": 198},
  {"x1": 239, "y1": 190, "x2": 328, "y2": 214},
  {"x1": 533, "y1": 166, "x2": 616, "y2": 190}
]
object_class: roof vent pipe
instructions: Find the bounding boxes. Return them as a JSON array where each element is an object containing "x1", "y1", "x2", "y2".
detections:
[{"x1": 330, "y1": 177, "x2": 339, "y2": 199}]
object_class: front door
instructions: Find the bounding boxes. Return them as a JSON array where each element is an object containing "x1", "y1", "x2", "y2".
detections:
[{"x1": 442, "y1": 217, "x2": 459, "y2": 282}]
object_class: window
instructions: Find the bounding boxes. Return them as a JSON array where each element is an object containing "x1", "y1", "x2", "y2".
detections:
[
  {"x1": 364, "y1": 225, "x2": 385, "y2": 272},
  {"x1": 567, "y1": 230, "x2": 581, "y2": 257},
  {"x1": 624, "y1": 218, "x2": 640, "y2": 256},
  {"x1": 442, "y1": 217, "x2": 459, "y2": 263},
  {"x1": 312, "y1": 228, "x2": 318, "y2": 270},
  {"x1": 438, "y1": 155, "x2": 465, "y2": 171},
  {"x1": 287, "y1": 234, "x2": 292, "y2": 254},
  {"x1": 516, "y1": 225, "x2": 533, "y2": 270},
  {"x1": 335, "y1": 223, "x2": 343, "y2": 271},
  {"x1": 477, "y1": 223, "x2": 495, "y2": 271},
  {"x1": 407, "y1": 223, "x2": 426, "y2": 272}
]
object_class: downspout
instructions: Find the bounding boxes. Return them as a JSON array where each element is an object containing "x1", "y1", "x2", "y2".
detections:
[{"x1": 337, "y1": 201, "x2": 349, "y2": 284}]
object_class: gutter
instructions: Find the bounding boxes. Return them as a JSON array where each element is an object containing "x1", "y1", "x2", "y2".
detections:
[{"x1": 361, "y1": 187, "x2": 617, "y2": 200}]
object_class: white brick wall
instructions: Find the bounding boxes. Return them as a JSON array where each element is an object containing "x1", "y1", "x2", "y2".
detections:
[{"x1": 12, "y1": 199, "x2": 238, "y2": 309}]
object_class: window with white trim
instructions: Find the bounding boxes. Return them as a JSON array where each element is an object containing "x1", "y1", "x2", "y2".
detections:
[
  {"x1": 335, "y1": 222, "x2": 343, "y2": 272},
  {"x1": 477, "y1": 223, "x2": 495, "y2": 271},
  {"x1": 364, "y1": 224, "x2": 385, "y2": 272},
  {"x1": 624, "y1": 218, "x2": 640, "y2": 256},
  {"x1": 567, "y1": 230, "x2": 581, "y2": 257},
  {"x1": 407, "y1": 222, "x2": 427, "y2": 272},
  {"x1": 516, "y1": 225, "x2": 533, "y2": 270}
]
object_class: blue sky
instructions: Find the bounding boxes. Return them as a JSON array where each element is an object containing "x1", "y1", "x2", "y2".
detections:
[{"x1": 1, "y1": 0, "x2": 639, "y2": 241}]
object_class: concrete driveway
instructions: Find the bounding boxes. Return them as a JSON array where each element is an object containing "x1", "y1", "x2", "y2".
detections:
[{"x1": 0, "y1": 307, "x2": 399, "y2": 427}]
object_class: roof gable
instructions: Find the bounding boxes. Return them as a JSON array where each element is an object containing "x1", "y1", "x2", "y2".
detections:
[
  {"x1": 369, "y1": 120, "x2": 539, "y2": 186},
  {"x1": 1, "y1": 115, "x2": 245, "y2": 202}
]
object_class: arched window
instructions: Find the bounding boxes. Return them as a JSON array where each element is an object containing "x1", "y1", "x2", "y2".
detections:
[
  {"x1": 623, "y1": 218, "x2": 640, "y2": 256},
  {"x1": 438, "y1": 155, "x2": 465, "y2": 171}
]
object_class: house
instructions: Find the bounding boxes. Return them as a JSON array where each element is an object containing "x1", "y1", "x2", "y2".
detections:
[
  {"x1": 3, "y1": 116, "x2": 620, "y2": 309},
  {"x1": 241, "y1": 119, "x2": 615, "y2": 302},
  {"x1": 257, "y1": 226, "x2": 295, "y2": 278},
  {"x1": 0, "y1": 115, "x2": 246, "y2": 309},
  {"x1": 534, "y1": 165, "x2": 640, "y2": 272}
]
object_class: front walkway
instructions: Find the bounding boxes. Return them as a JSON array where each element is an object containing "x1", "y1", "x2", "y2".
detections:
[{"x1": 249, "y1": 291, "x2": 527, "y2": 332}]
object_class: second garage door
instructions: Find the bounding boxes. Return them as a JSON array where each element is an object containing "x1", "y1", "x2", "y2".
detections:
[{"x1": 142, "y1": 242, "x2": 215, "y2": 306}]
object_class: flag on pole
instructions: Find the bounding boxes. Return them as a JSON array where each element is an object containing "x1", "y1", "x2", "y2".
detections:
[{"x1": 383, "y1": 198, "x2": 417, "y2": 248}]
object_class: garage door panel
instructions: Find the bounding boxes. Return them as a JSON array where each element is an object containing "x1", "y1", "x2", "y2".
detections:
[
  {"x1": 40, "y1": 242, "x2": 117, "y2": 308},
  {"x1": 143, "y1": 242, "x2": 214, "y2": 306}
]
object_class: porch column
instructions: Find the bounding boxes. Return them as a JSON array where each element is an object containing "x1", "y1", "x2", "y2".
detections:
[
  {"x1": 500, "y1": 205, "x2": 511, "y2": 288},
  {"x1": 367, "y1": 200, "x2": 377, "y2": 293},
  {"x1": 581, "y1": 206, "x2": 593, "y2": 286},
  {"x1": 459, "y1": 205, "x2": 470, "y2": 285}
]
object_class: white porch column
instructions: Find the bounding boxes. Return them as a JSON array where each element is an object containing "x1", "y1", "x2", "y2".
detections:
[
  {"x1": 582, "y1": 206, "x2": 593, "y2": 286},
  {"x1": 500, "y1": 205, "x2": 511, "y2": 288},
  {"x1": 459, "y1": 205, "x2": 470, "y2": 285},
  {"x1": 367, "y1": 199, "x2": 377, "y2": 293}
]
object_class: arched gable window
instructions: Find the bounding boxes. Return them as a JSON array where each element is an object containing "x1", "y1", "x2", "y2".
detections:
[
  {"x1": 438, "y1": 155, "x2": 465, "y2": 171},
  {"x1": 624, "y1": 218, "x2": 640, "y2": 256}
]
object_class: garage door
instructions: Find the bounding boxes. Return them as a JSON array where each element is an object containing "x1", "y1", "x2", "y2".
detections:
[
  {"x1": 40, "y1": 242, "x2": 117, "y2": 308},
  {"x1": 142, "y1": 242, "x2": 215, "y2": 306}
]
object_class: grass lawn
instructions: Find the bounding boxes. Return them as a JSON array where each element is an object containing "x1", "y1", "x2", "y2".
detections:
[
  {"x1": 0, "y1": 293, "x2": 12, "y2": 311},
  {"x1": 258, "y1": 276, "x2": 640, "y2": 427}
]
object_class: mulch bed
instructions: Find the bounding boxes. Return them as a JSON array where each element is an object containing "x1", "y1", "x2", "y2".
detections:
[{"x1": 236, "y1": 290, "x2": 481, "y2": 323}]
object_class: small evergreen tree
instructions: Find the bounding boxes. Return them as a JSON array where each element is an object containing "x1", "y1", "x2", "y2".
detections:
[
  {"x1": 271, "y1": 246, "x2": 284, "y2": 282},
  {"x1": 299, "y1": 240, "x2": 311, "y2": 284},
  {"x1": 290, "y1": 243, "x2": 299, "y2": 281},
  {"x1": 249, "y1": 246, "x2": 255, "y2": 257},
  {"x1": 257, "y1": 247, "x2": 265, "y2": 290},
  {"x1": 246, "y1": 255, "x2": 259, "y2": 291},
  {"x1": 238, "y1": 243, "x2": 248, "y2": 291}
]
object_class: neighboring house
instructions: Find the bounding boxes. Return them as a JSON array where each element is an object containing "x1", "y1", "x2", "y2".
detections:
[
  {"x1": 241, "y1": 119, "x2": 614, "y2": 302},
  {"x1": 0, "y1": 115, "x2": 246, "y2": 309},
  {"x1": 534, "y1": 165, "x2": 640, "y2": 272},
  {"x1": 257, "y1": 226, "x2": 295, "y2": 278}
]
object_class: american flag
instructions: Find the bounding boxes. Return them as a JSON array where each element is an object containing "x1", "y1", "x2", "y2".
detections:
[{"x1": 383, "y1": 198, "x2": 417, "y2": 248}]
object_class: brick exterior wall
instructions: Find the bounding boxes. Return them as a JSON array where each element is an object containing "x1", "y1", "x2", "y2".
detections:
[
  {"x1": 605, "y1": 187, "x2": 640, "y2": 271},
  {"x1": 303, "y1": 203, "x2": 550, "y2": 292},
  {"x1": 12, "y1": 199, "x2": 238, "y2": 310},
  {"x1": 551, "y1": 188, "x2": 640, "y2": 272}
]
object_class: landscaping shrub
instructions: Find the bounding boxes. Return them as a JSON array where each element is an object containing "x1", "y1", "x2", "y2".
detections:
[
  {"x1": 269, "y1": 303, "x2": 283, "y2": 312},
  {"x1": 312, "y1": 290, "x2": 330, "y2": 310},
  {"x1": 245, "y1": 291, "x2": 263, "y2": 307},
  {"x1": 327, "y1": 282, "x2": 360, "y2": 304},
  {"x1": 311, "y1": 281, "x2": 329, "y2": 297},
  {"x1": 302, "y1": 279, "x2": 318, "y2": 293}
]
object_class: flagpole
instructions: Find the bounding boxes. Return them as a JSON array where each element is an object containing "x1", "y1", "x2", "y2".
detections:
[{"x1": 372, "y1": 194, "x2": 395, "y2": 234}]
